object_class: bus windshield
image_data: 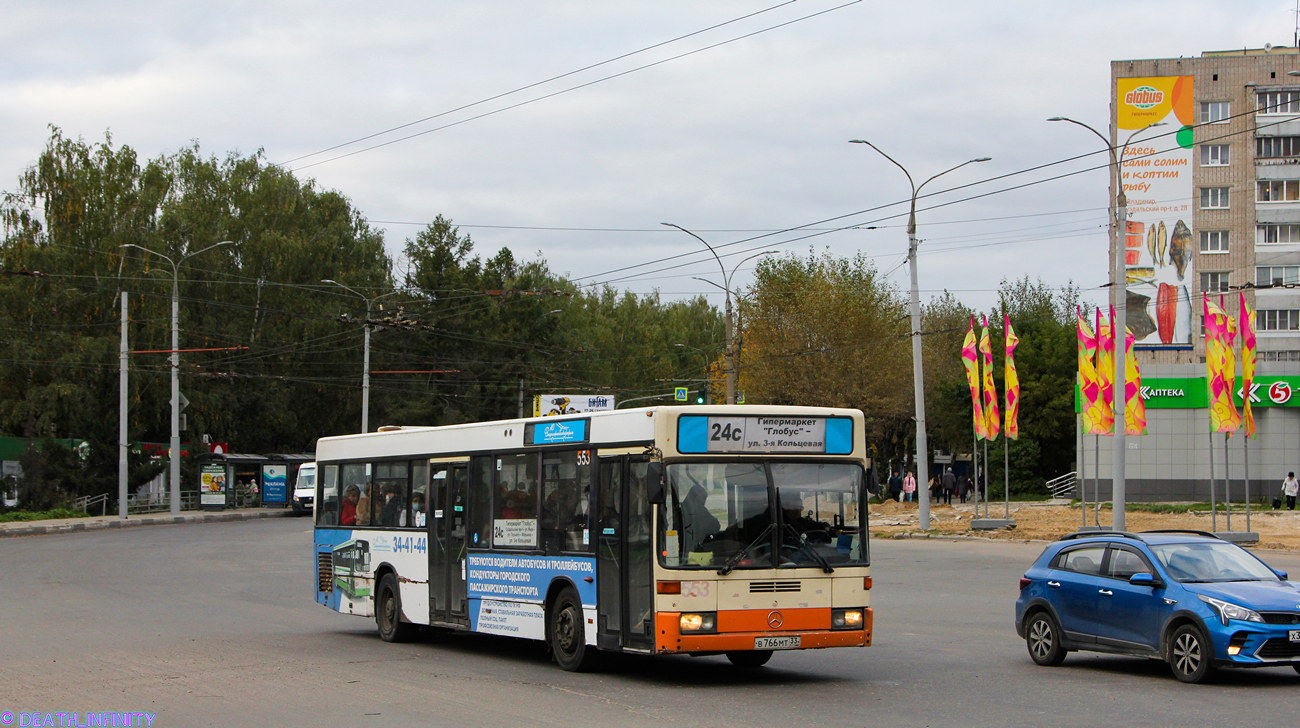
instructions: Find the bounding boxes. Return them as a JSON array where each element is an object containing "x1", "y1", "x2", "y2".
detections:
[{"x1": 659, "y1": 461, "x2": 866, "y2": 570}]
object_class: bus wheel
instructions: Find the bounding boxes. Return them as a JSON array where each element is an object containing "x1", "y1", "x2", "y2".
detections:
[
  {"x1": 376, "y1": 573, "x2": 415, "y2": 643},
  {"x1": 550, "y1": 587, "x2": 596, "y2": 672},
  {"x1": 726, "y1": 650, "x2": 773, "y2": 668}
]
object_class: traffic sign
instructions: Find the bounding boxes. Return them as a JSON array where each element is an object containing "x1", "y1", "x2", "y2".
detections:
[{"x1": 674, "y1": 387, "x2": 688, "y2": 402}]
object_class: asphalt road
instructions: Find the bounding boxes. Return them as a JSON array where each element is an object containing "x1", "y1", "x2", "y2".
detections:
[{"x1": 3, "y1": 519, "x2": 1299, "y2": 728}]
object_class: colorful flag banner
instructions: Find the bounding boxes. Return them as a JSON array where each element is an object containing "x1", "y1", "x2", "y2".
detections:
[
  {"x1": 962, "y1": 316, "x2": 987, "y2": 440},
  {"x1": 1004, "y1": 315, "x2": 1019, "y2": 440},
  {"x1": 980, "y1": 316, "x2": 1000, "y2": 440},
  {"x1": 1095, "y1": 307, "x2": 1116, "y2": 436},
  {"x1": 1078, "y1": 309, "x2": 1105, "y2": 435},
  {"x1": 1240, "y1": 293, "x2": 1257, "y2": 438},
  {"x1": 1124, "y1": 327, "x2": 1147, "y2": 436},
  {"x1": 1204, "y1": 298, "x2": 1241, "y2": 433}
]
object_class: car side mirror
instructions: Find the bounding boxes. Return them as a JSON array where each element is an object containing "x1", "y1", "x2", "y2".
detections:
[
  {"x1": 1129, "y1": 572, "x2": 1158, "y2": 587},
  {"x1": 1273, "y1": 568, "x2": 1289, "y2": 581},
  {"x1": 647, "y1": 462, "x2": 665, "y2": 505}
]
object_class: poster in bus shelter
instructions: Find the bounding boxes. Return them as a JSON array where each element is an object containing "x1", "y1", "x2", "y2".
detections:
[
  {"x1": 199, "y1": 463, "x2": 227, "y2": 508},
  {"x1": 532, "y1": 394, "x2": 615, "y2": 417},
  {"x1": 261, "y1": 463, "x2": 288, "y2": 505},
  {"x1": 1115, "y1": 76, "x2": 1195, "y2": 349}
]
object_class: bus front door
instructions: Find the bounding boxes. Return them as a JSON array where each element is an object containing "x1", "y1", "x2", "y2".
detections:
[
  {"x1": 596, "y1": 457, "x2": 654, "y2": 652},
  {"x1": 429, "y1": 462, "x2": 470, "y2": 627}
]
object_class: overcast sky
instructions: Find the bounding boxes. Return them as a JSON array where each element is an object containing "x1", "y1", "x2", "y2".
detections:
[{"x1": 0, "y1": 0, "x2": 1292, "y2": 314}]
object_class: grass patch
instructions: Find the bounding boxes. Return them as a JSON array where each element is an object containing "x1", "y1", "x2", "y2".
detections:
[{"x1": 0, "y1": 508, "x2": 93, "y2": 523}]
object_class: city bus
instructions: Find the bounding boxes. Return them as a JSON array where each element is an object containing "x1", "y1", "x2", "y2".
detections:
[{"x1": 312, "y1": 405, "x2": 872, "y2": 670}]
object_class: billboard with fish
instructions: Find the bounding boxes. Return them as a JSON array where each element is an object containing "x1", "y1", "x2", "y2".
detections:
[{"x1": 1116, "y1": 76, "x2": 1195, "y2": 349}]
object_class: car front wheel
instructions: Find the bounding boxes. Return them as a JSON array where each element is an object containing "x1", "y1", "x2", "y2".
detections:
[
  {"x1": 1025, "y1": 611, "x2": 1067, "y2": 666},
  {"x1": 1168, "y1": 624, "x2": 1216, "y2": 684}
]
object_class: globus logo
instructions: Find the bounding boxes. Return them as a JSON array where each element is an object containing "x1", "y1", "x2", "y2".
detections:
[
  {"x1": 1125, "y1": 85, "x2": 1164, "y2": 109},
  {"x1": 1269, "y1": 381, "x2": 1292, "y2": 404}
]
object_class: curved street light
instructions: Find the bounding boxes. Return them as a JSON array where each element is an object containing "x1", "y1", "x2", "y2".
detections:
[
  {"x1": 662, "y1": 220, "x2": 774, "y2": 405},
  {"x1": 1047, "y1": 117, "x2": 1165, "y2": 532},
  {"x1": 848, "y1": 140, "x2": 991, "y2": 531},
  {"x1": 322, "y1": 280, "x2": 404, "y2": 433},
  {"x1": 120, "y1": 240, "x2": 234, "y2": 514}
]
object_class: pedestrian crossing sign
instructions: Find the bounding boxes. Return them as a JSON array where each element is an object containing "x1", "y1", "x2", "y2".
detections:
[{"x1": 674, "y1": 387, "x2": 688, "y2": 402}]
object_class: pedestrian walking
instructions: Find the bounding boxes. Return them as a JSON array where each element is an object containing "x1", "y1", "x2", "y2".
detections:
[
  {"x1": 1283, "y1": 472, "x2": 1299, "y2": 511},
  {"x1": 958, "y1": 474, "x2": 972, "y2": 503},
  {"x1": 902, "y1": 471, "x2": 916, "y2": 503},
  {"x1": 942, "y1": 468, "x2": 956, "y2": 506},
  {"x1": 889, "y1": 470, "x2": 903, "y2": 502}
]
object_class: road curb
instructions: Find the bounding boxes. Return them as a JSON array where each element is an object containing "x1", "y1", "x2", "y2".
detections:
[{"x1": 0, "y1": 508, "x2": 297, "y2": 538}]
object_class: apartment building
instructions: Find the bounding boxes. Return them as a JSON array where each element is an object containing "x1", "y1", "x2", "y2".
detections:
[{"x1": 1081, "y1": 47, "x2": 1300, "y2": 503}]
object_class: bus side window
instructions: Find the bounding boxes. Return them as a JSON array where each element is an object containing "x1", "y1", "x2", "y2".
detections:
[
  {"x1": 318, "y1": 465, "x2": 340, "y2": 526},
  {"x1": 469, "y1": 456, "x2": 493, "y2": 547},
  {"x1": 494, "y1": 453, "x2": 539, "y2": 549},
  {"x1": 541, "y1": 450, "x2": 590, "y2": 553},
  {"x1": 409, "y1": 460, "x2": 427, "y2": 528},
  {"x1": 342, "y1": 464, "x2": 370, "y2": 527}
]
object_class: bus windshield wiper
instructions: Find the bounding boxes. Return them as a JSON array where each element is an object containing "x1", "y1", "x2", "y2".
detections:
[
  {"x1": 717, "y1": 523, "x2": 776, "y2": 576},
  {"x1": 782, "y1": 524, "x2": 835, "y2": 574}
]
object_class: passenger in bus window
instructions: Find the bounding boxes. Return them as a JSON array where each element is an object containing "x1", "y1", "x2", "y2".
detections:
[
  {"x1": 379, "y1": 483, "x2": 405, "y2": 527},
  {"x1": 341, "y1": 485, "x2": 360, "y2": 526},
  {"x1": 411, "y1": 491, "x2": 426, "y2": 528},
  {"x1": 355, "y1": 486, "x2": 372, "y2": 526}
]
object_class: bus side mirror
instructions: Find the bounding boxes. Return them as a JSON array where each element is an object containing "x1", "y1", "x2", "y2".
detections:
[{"x1": 647, "y1": 462, "x2": 665, "y2": 504}]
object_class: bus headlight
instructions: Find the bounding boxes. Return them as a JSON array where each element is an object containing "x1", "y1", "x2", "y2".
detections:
[
  {"x1": 679, "y1": 612, "x2": 716, "y2": 633},
  {"x1": 832, "y1": 608, "x2": 864, "y2": 630}
]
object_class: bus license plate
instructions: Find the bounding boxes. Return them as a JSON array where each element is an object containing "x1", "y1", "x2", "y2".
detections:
[
  {"x1": 1290, "y1": 630, "x2": 1300, "y2": 643},
  {"x1": 755, "y1": 636, "x2": 801, "y2": 650}
]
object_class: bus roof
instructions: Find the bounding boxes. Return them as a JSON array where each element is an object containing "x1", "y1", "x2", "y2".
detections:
[{"x1": 316, "y1": 405, "x2": 865, "y2": 463}]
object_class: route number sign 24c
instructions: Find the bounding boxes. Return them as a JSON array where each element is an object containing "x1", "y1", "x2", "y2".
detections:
[{"x1": 705, "y1": 416, "x2": 827, "y2": 453}]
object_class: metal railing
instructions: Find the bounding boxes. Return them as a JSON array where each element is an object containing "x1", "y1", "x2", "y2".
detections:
[
  {"x1": 1046, "y1": 471, "x2": 1078, "y2": 499},
  {"x1": 72, "y1": 493, "x2": 111, "y2": 516},
  {"x1": 125, "y1": 491, "x2": 200, "y2": 514}
]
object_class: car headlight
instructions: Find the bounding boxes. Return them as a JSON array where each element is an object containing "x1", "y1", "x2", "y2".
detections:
[
  {"x1": 679, "y1": 612, "x2": 716, "y2": 633},
  {"x1": 1198, "y1": 594, "x2": 1264, "y2": 626},
  {"x1": 832, "y1": 608, "x2": 865, "y2": 630}
]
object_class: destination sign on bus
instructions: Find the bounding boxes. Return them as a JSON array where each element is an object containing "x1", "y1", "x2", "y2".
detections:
[
  {"x1": 677, "y1": 415, "x2": 853, "y2": 454},
  {"x1": 523, "y1": 418, "x2": 589, "y2": 446}
]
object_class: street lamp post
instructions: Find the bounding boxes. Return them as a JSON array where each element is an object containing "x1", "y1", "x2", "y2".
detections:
[
  {"x1": 849, "y1": 140, "x2": 990, "y2": 531},
  {"x1": 1047, "y1": 117, "x2": 1165, "y2": 532},
  {"x1": 120, "y1": 240, "x2": 234, "y2": 515},
  {"x1": 662, "y1": 221, "x2": 774, "y2": 405},
  {"x1": 322, "y1": 280, "x2": 402, "y2": 433}
]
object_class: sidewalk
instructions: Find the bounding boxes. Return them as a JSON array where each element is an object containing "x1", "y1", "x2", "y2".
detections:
[{"x1": 0, "y1": 507, "x2": 298, "y2": 538}]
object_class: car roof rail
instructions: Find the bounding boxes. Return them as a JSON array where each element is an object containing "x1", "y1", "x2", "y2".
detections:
[
  {"x1": 1057, "y1": 531, "x2": 1144, "y2": 542},
  {"x1": 1139, "y1": 529, "x2": 1222, "y2": 540}
]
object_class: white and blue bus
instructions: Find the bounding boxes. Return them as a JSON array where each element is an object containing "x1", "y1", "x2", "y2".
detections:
[{"x1": 313, "y1": 405, "x2": 872, "y2": 670}]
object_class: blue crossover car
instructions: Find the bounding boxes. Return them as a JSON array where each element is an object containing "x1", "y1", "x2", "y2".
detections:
[{"x1": 1015, "y1": 530, "x2": 1300, "y2": 683}]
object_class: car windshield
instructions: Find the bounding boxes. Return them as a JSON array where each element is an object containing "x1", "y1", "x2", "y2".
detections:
[
  {"x1": 658, "y1": 461, "x2": 866, "y2": 570},
  {"x1": 1149, "y1": 542, "x2": 1280, "y2": 583}
]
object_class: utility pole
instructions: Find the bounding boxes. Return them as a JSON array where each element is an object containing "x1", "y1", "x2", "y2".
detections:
[
  {"x1": 119, "y1": 292, "x2": 128, "y2": 519},
  {"x1": 849, "y1": 140, "x2": 990, "y2": 530},
  {"x1": 322, "y1": 280, "x2": 402, "y2": 433},
  {"x1": 662, "y1": 222, "x2": 774, "y2": 405},
  {"x1": 121, "y1": 240, "x2": 233, "y2": 514},
  {"x1": 1048, "y1": 117, "x2": 1164, "y2": 532}
]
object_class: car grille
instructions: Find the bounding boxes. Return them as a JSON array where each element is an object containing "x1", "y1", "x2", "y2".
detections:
[
  {"x1": 1261, "y1": 612, "x2": 1300, "y2": 625},
  {"x1": 318, "y1": 552, "x2": 334, "y2": 592},
  {"x1": 749, "y1": 580, "x2": 801, "y2": 593},
  {"x1": 1256, "y1": 638, "x2": 1300, "y2": 659}
]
